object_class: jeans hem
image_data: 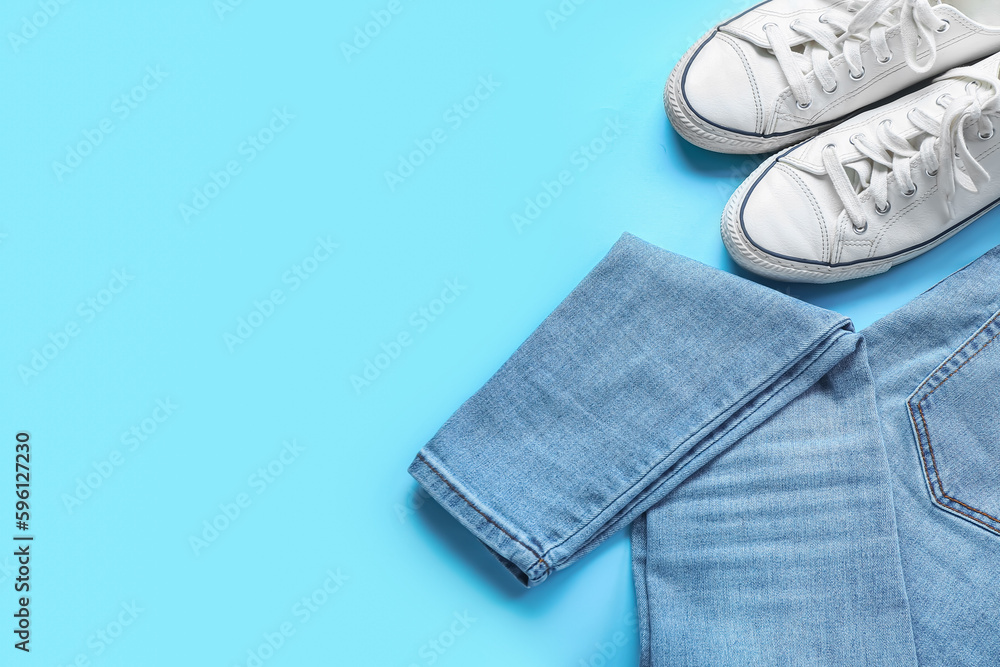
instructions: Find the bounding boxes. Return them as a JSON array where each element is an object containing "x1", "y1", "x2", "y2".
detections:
[{"x1": 408, "y1": 451, "x2": 552, "y2": 587}]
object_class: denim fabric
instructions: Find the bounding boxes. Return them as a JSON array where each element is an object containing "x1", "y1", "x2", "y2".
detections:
[
  {"x1": 863, "y1": 258, "x2": 1000, "y2": 667},
  {"x1": 408, "y1": 233, "x2": 1000, "y2": 666}
]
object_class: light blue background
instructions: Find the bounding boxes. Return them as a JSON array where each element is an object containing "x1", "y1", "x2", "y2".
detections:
[{"x1": 2, "y1": 1, "x2": 999, "y2": 665}]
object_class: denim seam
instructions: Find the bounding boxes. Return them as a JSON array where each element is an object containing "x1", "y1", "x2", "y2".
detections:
[
  {"x1": 858, "y1": 342, "x2": 920, "y2": 656},
  {"x1": 631, "y1": 515, "x2": 653, "y2": 667},
  {"x1": 908, "y1": 308, "x2": 1000, "y2": 533},
  {"x1": 414, "y1": 452, "x2": 552, "y2": 575},
  {"x1": 536, "y1": 321, "x2": 853, "y2": 564}
]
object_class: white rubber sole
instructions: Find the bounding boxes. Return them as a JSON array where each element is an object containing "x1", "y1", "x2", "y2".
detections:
[
  {"x1": 664, "y1": 29, "x2": 831, "y2": 155},
  {"x1": 721, "y1": 153, "x2": 1000, "y2": 283}
]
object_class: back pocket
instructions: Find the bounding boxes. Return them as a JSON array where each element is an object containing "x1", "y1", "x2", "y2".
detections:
[{"x1": 907, "y1": 310, "x2": 1000, "y2": 536}]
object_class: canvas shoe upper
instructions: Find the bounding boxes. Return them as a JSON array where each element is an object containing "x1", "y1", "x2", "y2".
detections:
[
  {"x1": 666, "y1": 0, "x2": 1000, "y2": 154},
  {"x1": 721, "y1": 51, "x2": 1000, "y2": 282}
]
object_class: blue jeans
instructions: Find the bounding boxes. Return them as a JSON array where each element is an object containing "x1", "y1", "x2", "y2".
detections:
[{"x1": 408, "y1": 233, "x2": 1000, "y2": 666}]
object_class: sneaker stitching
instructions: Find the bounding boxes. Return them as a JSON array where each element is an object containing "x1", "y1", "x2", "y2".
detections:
[
  {"x1": 868, "y1": 138, "x2": 1000, "y2": 256},
  {"x1": 868, "y1": 184, "x2": 938, "y2": 257},
  {"x1": 718, "y1": 32, "x2": 764, "y2": 134},
  {"x1": 775, "y1": 162, "x2": 830, "y2": 262}
]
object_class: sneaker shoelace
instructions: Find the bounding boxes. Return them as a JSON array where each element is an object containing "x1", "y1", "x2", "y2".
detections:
[
  {"x1": 763, "y1": 0, "x2": 949, "y2": 109},
  {"x1": 820, "y1": 65, "x2": 1000, "y2": 232}
]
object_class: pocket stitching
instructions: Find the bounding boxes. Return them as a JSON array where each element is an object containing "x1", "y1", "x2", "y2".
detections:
[{"x1": 907, "y1": 310, "x2": 1000, "y2": 534}]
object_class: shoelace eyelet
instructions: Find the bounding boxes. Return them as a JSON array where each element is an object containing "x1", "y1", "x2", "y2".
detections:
[
  {"x1": 926, "y1": 168, "x2": 939, "y2": 177},
  {"x1": 849, "y1": 133, "x2": 864, "y2": 146},
  {"x1": 818, "y1": 12, "x2": 828, "y2": 24},
  {"x1": 980, "y1": 129, "x2": 996, "y2": 141},
  {"x1": 936, "y1": 94, "x2": 952, "y2": 107},
  {"x1": 877, "y1": 53, "x2": 893, "y2": 64},
  {"x1": 762, "y1": 22, "x2": 778, "y2": 33},
  {"x1": 902, "y1": 185, "x2": 917, "y2": 197},
  {"x1": 936, "y1": 20, "x2": 950, "y2": 33},
  {"x1": 797, "y1": 99, "x2": 813, "y2": 110},
  {"x1": 850, "y1": 68, "x2": 866, "y2": 81},
  {"x1": 823, "y1": 82, "x2": 838, "y2": 94},
  {"x1": 853, "y1": 220, "x2": 869, "y2": 234},
  {"x1": 875, "y1": 201, "x2": 891, "y2": 215}
]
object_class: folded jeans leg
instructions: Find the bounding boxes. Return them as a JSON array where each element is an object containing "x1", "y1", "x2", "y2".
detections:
[{"x1": 408, "y1": 233, "x2": 858, "y2": 588}]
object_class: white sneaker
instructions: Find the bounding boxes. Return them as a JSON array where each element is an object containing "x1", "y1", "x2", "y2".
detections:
[
  {"x1": 721, "y1": 52, "x2": 1000, "y2": 283},
  {"x1": 666, "y1": 0, "x2": 1000, "y2": 154}
]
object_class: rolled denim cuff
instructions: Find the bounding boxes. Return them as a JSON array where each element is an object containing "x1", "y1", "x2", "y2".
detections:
[{"x1": 408, "y1": 233, "x2": 858, "y2": 587}]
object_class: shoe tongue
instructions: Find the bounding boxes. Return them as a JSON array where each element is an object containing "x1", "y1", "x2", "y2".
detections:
[{"x1": 845, "y1": 164, "x2": 869, "y2": 194}]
